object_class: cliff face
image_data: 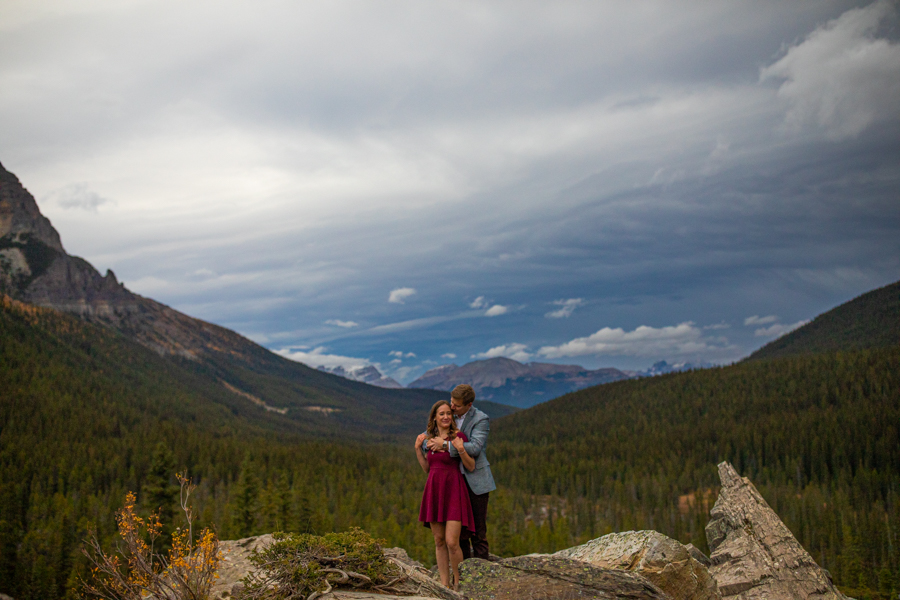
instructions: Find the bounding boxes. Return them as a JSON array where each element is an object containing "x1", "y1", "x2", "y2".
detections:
[{"x1": 0, "y1": 162, "x2": 64, "y2": 252}]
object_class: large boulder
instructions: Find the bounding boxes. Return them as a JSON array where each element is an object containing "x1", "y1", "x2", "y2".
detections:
[
  {"x1": 705, "y1": 462, "x2": 851, "y2": 599},
  {"x1": 554, "y1": 530, "x2": 720, "y2": 600},
  {"x1": 459, "y1": 555, "x2": 671, "y2": 600}
]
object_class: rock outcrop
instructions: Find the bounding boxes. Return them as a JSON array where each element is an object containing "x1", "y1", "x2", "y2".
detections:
[
  {"x1": 459, "y1": 555, "x2": 671, "y2": 600},
  {"x1": 555, "y1": 530, "x2": 720, "y2": 600},
  {"x1": 214, "y1": 463, "x2": 850, "y2": 600},
  {"x1": 705, "y1": 462, "x2": 850, "y2": 599}
]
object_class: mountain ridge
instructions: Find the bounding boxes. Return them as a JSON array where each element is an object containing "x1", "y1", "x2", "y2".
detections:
[
  {"x1": 0, "y1": 160, "x2": 482, "y2": 436},
  {"x1": 317, "y1": 364, "x2": 403, "y2": 389},
  {"x1": 409, "y1": 356, "x2": 630, "y2": 408},
  {"x1": 746, "y1": 279, "x2": 899, "y2": 361}
]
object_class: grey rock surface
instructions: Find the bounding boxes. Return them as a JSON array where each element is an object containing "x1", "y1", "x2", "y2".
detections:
[
  {"x1": 213, "y1": 534, "x2": 276, "y2": 599},
  {"x1": 555, "y1": 530, "x2": 720, "y2": 600},
  {"x1": 705, "y1": 462, "x2": 851, "y2": 600},
  {"x1": 459, "y1": 555, "x2": 672, "y2": 600},
  {"x1": 684, "y1": 544, "x2": 711, "y2": 568}
]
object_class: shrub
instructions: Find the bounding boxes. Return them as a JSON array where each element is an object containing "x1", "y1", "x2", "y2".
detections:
[
  {"x1": 81, "y1": 473, "x2": 221, "y2": 600},
  {"x1": 239, "y1": 528, "x2": 404, "y2": 599}
]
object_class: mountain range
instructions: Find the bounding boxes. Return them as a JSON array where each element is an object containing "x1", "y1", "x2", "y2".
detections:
[
  {"x1": 316, "y1": 364, "x2": 403, "y2": 389},
  {"x1": 0, "y1": 161, "x2": 520, "y2": 435},
  {"x1": 407, "y1": 357, "x2": 630, "y2": 408},
  {"x1": 0, "y1": 159, "x2": 720, "y2": 416}
]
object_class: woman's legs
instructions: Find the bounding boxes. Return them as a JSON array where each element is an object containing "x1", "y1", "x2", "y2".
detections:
[
  {"x1": 430, "y1": 522, "x2": 450, "y2": 587},
  {"x1": 444, "y1": 521, "x2": 464, "y2": 590}
]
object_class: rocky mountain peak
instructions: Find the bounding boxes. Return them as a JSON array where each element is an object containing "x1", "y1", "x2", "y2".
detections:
[
  {"x1": 0, "y1": 161, "x2": 64, "y2": 252},
  {"x1": 0, "y1": 162, "x2": 134, "y2": 308},
  {"x1": 0, "y1": 161, "x2": 278, "y2": 362},
  {"x1": 317, "y1": 364, "x2": 403, "y2": 389}
]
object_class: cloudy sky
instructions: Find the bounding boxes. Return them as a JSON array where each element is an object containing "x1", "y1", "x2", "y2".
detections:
[{"x1": 2, "y1": 0, "x2": 898, "y2": 383}]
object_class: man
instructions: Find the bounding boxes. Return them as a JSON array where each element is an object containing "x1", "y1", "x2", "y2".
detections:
[{"x1": 426, "y1": 384, "x2": 496, "y2": 560}]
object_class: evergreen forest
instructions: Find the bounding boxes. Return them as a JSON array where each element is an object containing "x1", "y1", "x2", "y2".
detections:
[{"x1": 1, "y1": 294, "x2": 898, "y2": 599}]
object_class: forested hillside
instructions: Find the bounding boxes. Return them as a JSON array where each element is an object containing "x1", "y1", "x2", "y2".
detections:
[
  {"x1": 490, "y1": 346, "x2": 900, "y2": 599},
  {"x1": 748, "y1": 279, "x2": 899, "y2": 361}
]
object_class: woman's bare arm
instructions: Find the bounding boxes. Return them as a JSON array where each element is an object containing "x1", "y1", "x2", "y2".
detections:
[{"x1": 415, "y1": 433, "x2": 430, "y2": 473}]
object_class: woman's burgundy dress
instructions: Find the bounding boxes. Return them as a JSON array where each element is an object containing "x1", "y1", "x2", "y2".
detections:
[{"x1": 419, "y1": 432, "x2": 476, "y2": 533}]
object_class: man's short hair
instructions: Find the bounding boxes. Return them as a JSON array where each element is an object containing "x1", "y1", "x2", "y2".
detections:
[{"x1": 451, "y1": 384, "x2": 476, "y2": 405}]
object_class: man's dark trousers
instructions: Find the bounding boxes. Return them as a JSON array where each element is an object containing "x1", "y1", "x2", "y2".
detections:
[{"x1": 461, "y1": 482, "x2": 490, "y2": 560}]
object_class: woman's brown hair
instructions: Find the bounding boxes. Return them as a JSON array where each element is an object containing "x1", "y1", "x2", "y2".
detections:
[{"x1": 426, "y1": 400, "x2": 459, "y2": 439}]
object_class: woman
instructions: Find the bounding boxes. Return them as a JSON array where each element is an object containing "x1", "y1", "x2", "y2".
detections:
[{"x1": 415, "y1": 400, "x2": 476, "y2": 590}]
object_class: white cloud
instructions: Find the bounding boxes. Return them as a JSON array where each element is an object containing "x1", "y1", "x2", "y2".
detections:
[
  {"x1": 365, "y1": 315, "x2": 459, "y2": 334},
  {"x1": 190, "y1": 268, "x2": 216, "y2": 279},
  {"x1": 389, "y1": 350, "x2": 416, "y2": 359},
  {"x1": 754, "y1": 319, "x2": 810, "y2": 338},
  {"x1": 47, "y1": 183, "x2": 113, "y2": 212},
  {"x1": 744, "y1": 315, "x2": 778, "y2": 326},
  {"x1": 760, "y1": 0, "x2": 900, "y2": 139},
  {"x1": 276, "y1": 346, "x2": 371, "y2": 371},
  {"x1": 545, "y1": 298, "x2": 584, "y2": 318},
  {"x1": 471, "y1": 343, "x2": 532, "y2": 362},
  {"x1": 441, "y1": 353, "x2": 457, "y2": 359},
  {"x1": 325, "y1": 319, "x2": 359, "y2": 328},
  {"x1": 484, "y1": 304, "x2": 508, "y2": 317},
  {"x1": 704, "y1": 322, "x2": 730, "y2": 330},
  {"x1": 469, "y1": 296, "x2": 487, "y2": 309},
  {"x1": 388, "y1": 287, "x2": 417, "y2": 304},
  {"x1": 538, "y1": 322, "x2": 717, "y2": 359}
]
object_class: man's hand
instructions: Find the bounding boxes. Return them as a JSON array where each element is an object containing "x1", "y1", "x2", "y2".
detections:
[
  {"x1": 415, "y1": 433, "x2": 427, "y2": 450},
  {"x1": 426, "y1": 437, "x2": 444, "y2": 452},
  {"x1": 451, "y1": 436, "x2": 465, "y2": 452}
]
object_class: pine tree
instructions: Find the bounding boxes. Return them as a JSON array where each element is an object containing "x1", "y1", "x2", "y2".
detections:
[
  {"x1": 142, "y1": 442, "x2": 179, "y2": 547},
  {"x1": 233, "y1": 456, "x2": 260, "y2": 537}
]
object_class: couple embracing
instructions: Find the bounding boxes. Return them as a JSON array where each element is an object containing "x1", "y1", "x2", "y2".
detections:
[{"x1": 414, "y1": 384, "x2": 495, "y2": 590}]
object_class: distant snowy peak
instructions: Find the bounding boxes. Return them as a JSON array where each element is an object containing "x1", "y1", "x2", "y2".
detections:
[
  {"x1": 317, "y1": 364, "x2": 403, "y2": 389},
  {"x1": 407, "y1": 357, "x2": 629, "y2": 408},
  {"x1": 626, "y1": 360, "x2": 717, "y2": 377}
]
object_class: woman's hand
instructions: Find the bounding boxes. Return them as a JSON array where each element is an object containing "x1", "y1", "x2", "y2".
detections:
[
  {"x1": 415, "y1": 433, "x2": 427, "y2": 450},
  {"x1": 453, "y1": 436, "x2": 476, "y2": 472}
]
